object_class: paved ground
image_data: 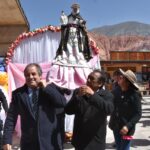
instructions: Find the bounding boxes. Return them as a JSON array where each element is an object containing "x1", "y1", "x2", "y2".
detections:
[
  {"x1": 106, "y1": 96, "x2": 150, "y2": 150},
  {"x1": 12, "y1": 96, "x2": 150, "y2": 150}
]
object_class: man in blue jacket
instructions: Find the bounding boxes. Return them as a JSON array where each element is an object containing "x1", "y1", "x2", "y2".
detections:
[{"x1": 3, "y1": 63, "x2": 66, "y2": 150}]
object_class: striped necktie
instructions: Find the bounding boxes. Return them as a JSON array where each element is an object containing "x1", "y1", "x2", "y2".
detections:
[{"x1": 32, "y1": 89, "x2": 38, "y2": 120}]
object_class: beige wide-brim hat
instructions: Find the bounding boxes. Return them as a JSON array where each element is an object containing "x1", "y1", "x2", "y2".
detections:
[
  {"x1": 71, "y1": 3, "x2": 80, "y2": 8},
  {"x1": 119, "y1": 68, "x2": 139, "y2": 89}
]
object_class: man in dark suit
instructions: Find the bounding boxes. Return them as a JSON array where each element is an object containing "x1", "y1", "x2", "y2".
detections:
[
  {"x1": 3, "y1": 63, "x2": 66, "y2": 150},
  {"x1": 65, "y1": 69, "x2": 114, "y2": 150}
]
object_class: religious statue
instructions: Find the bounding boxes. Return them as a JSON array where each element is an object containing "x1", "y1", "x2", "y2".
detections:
[{"x1": 55, "y1": 3, "x2": 92, "y2": 66}]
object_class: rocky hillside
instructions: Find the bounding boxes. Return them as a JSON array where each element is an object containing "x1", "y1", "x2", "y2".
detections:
[{"x1": 88, "y1": 21, "x2": 150, "y2": 60}]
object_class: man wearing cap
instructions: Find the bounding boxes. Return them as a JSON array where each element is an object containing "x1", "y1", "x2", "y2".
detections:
[
  {"x1": 56, "y1": 3, "x2": 92, "y2": 65},
  {"x1": 109, "y1": 68, "x2": 142, "y2": 150}
]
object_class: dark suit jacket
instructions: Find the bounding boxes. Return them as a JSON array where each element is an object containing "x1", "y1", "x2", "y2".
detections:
[
  {"x1": 3, "y1": 84, "x2": 66, "y2": 150},
  {"x1": 0, "y1": 89, "x2": 8, "y2": 112},
  {"x1": 65, "y1": 88, "x2": 114, "y2": 150}
]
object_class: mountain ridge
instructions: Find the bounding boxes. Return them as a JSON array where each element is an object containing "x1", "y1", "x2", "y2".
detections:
[
  {"x1": 88, "y1": 21, "x2": 150, "y2": 61},
  {"x1": 89, "y1": 21, "x2": 150, "y2": 36}
]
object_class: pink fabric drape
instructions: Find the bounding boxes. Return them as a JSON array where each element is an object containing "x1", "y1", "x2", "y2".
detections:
[{"x1": 7, "y1": 54, "x2": 100, "y2": 97}]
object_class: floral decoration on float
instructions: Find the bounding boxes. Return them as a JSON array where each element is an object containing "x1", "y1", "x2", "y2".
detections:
[{"x1": 5, "y1": 25, "x2": 100, "y2": 65}]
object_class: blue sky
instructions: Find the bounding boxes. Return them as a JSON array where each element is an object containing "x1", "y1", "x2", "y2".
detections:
[{"x1": 20, "y1": 0, "x2": 150, "y2": 31}]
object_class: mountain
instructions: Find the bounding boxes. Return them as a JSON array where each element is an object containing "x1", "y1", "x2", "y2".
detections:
[
  {"x1": 90, "y1": 21, "x2": 150, "y2": 36},
  {"x1": 88, "y1": 21, "x2": 150, "y2": 61}
]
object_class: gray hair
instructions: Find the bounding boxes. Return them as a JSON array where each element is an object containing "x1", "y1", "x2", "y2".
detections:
[{"x1": 24, "y1": 63, "x2": 42, "y2": 76}]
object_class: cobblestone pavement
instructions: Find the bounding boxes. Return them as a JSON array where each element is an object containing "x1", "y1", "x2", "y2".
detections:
[{"x1": 12, "y1": 96, "x2": 150, "y2": 150}]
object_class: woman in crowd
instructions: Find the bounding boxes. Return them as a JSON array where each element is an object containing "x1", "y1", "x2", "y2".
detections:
[{"x1": 109, "y1": 68, "x2": 142, "y2": 150}]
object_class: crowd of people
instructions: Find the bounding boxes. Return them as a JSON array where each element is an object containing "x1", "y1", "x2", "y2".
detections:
[
  {"x1": 0, "y1": 3, "x2": 143, "y2": 150},
  {"x1": 0, "y1": 63, "x2": 141, "y2": 150}
]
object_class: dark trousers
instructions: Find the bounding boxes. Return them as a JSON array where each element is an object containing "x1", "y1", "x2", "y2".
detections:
[
  {"x1": 0, "y1": 131, "x2": 2, "y2": 150},
  {"x1": 0, "y1": 119, "x2": 3, "y2": 150},
  {"x1": 113, "y1": 130, "x2": 131, "y2": 150}
]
